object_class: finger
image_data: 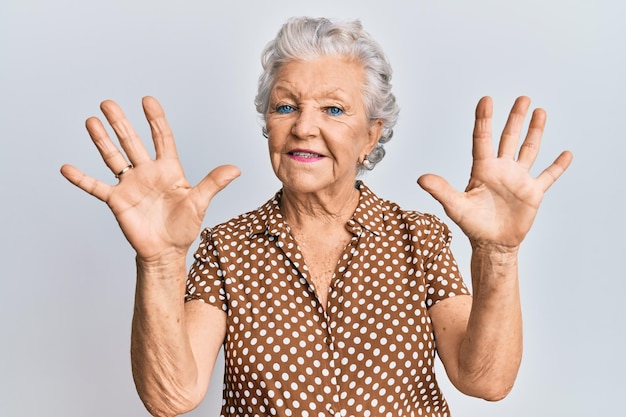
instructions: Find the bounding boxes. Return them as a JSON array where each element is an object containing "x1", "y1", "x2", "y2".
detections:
[
  {"x1": 190, "y1": 165, "x2": 241, "y2": 214},
  {"x1": 535, "y1": 150, "x2": 573, "y2": 192},
  {"x1": 498, "y1": 96, "x2": 531, "y2": 159},
  {"x1": 85, "y1": 116, "x2": 132, "y2": 175},
  {"x1": 100, "y1": 100, "x2": 152, "y2": 166},
  {"x1": 472, "y1": 96, "x2": 495, "y2": 160},
  {"x1": 142, "y1": 96, "x2": 179, "y2": 159},
  {"x1": 517, "y1": 108, "x2": 546, "y2": 169},
  {"x1": 417, "y1": 173, "x2": 460, "y2": 217},
  {"x1": 60, "y1": 164, "x2": 113, "y2": 202}
]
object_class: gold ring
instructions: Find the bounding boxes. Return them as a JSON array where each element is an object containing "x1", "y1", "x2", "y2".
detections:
[{"x1": 115, "y1": 165, "x2": 133, "y2": 179}]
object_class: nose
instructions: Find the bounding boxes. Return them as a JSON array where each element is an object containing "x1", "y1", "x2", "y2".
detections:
[{"x1": 291, "y1": 107, "x2": 320, "y2": 139}]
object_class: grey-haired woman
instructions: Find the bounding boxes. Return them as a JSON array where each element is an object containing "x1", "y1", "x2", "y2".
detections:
[{"x1": 61, "y1": 16, "x2": 572, "y2": 417}]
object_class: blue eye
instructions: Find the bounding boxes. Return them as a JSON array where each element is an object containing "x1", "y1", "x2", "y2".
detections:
[
  {"x1": 326, "y1": 106, "x2": 343, "y2": 116},
  {"x1": 276, "y1": 104, "x2": 295, "y2": 114}
]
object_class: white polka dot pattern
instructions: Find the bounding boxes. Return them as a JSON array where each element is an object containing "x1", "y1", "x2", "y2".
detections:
[{"x1": 186, "y1": 182, "x2": 469, "y2": 417}]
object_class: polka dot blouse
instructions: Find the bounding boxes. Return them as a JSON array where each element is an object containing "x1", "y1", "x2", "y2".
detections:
[{"x1": 186, "y1": 182, "x2": 470, "y2": 417}]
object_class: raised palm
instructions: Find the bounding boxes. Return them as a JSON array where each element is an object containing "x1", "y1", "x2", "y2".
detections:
[
  {"x1": 418, "y1": 96, "x2": 573, "y2": 249},
  {"x1": 60, "y1": 97, "x2": 240, "y2": 259}
]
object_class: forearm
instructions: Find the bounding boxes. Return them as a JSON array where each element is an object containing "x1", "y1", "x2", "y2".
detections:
[
  {"x1": 457, "y1": 243, "x2": 523, "y2": 400},
  {"x1": 131, "y1": 253, "x2": 200, "y2": 417}
]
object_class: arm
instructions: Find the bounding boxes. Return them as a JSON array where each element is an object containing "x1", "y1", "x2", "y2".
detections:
[
  {"x1": 60, "y1": 97, "x2": 239, "y2": 416},
  {"x1": 131, "y1": 254, "x2": 227, "y2": 417},
  {"x1": 429, "y1": 247, "x2": 522, "y2": 401},
  {"x1": 419, "y1": 96, "x2": 573, "y2": 400}
]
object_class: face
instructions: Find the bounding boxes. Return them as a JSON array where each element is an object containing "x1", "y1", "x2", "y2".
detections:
[{"x1": 265, "y1": 55, "x2": 382, "y2": 196}]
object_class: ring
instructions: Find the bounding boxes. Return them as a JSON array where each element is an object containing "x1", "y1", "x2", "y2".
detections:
[{"x1": 115, "y1": 164, "x2": 133, "y2": 179}]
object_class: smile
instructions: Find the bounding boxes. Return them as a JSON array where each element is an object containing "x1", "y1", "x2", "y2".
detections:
[
  {"x1": 287, "y1": 151, "x2": 324, "y2": 162},
  {"x1": 289, "y1": 151, "x2": 323, "y2": 158}
]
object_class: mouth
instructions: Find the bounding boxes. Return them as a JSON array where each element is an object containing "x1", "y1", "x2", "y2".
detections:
[
  {"x1": 287, "y1": 149, "x2": 325, "y2": 162},
  {"x1": 288, "y1": 151, "x2": 324, "y2": 158}
]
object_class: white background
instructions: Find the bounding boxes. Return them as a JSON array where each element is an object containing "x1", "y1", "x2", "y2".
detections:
[{"x1": 1, "y1": 1, "x2": 624, "y2": 416}]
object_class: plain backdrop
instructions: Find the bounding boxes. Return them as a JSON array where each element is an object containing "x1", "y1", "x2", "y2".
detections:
[{"x1": 1, "y1": 1, "x2": 624, "y2": 416}]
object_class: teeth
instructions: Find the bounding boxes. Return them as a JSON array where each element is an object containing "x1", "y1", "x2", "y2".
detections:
[{"x1": 291, "y1": 152, "x2": 320, "y2": 157}]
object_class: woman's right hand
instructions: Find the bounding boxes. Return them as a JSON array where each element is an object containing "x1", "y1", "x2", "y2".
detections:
[{"x1": 60, "y1": 96, "x2": 240, "y2": 260}]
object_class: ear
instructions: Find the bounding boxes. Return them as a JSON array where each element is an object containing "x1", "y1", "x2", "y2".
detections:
[{"x1": 365, "y1": 119, "x2": 384, "y2": 153}]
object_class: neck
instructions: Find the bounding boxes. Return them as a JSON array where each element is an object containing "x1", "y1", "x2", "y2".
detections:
[{"x1": 280, "y1": 182, "x2": 360, "y2": 229}]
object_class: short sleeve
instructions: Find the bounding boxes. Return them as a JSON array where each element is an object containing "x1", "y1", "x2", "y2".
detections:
[
  {"x1": 420, "y1": 215, "x2": 470, "y2": 308},
  {"x1": 185, "y1": 228, "x2": 228, "y2": 312}
]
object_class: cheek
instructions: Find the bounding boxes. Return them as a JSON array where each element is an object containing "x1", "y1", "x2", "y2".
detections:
[
  {"x1": 266, "y1": 135, "x2": 284, "y2": 153},
  {"x1": 266, "y1": 139, "x2": 287, "y2": 171},
  {"x1": 266, "y1": 120, "x2": 290, "y2": 143}
]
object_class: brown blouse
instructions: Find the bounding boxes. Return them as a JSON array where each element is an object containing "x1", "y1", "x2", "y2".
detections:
[{"x1": 186, "y1": 182, "x2": 470, "y2": 417}]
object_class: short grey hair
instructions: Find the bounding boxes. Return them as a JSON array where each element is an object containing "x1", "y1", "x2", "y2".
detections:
[{"x1": 255, "y1": 17, "x2": 400, "y2": 171}]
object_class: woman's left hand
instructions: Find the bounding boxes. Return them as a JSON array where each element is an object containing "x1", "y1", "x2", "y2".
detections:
[{"x1": 418, "y1": 96, "x2": 573, "y2": 249}]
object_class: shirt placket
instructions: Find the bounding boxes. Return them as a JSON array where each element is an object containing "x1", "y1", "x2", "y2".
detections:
[
  {"x1": 325, "y1": 226, "x2": 363, "y2": 417},
  {"x1": 272, "y1": 224, "x2": 341, "y2": 416}
]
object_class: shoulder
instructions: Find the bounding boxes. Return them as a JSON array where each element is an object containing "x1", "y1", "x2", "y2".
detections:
[
  {"x1": 371, "y1": 189, "x2": 451, "y2": 235},
  {"x1": 361, "y1": 184, "x2": 453, "y2": 245},
  {"x1": 201, "y1": 191, "x2": 281, "y2": 243}
]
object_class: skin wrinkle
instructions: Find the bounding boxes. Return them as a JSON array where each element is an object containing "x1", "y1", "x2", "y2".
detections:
[
  {"x1": 456, "y1": 247, "x2": 521, "y2": 400},
  {"x1": 132, "y1": 261, "x2": 200, "y2": 417},
  {"x1": 266, "y1": 56, "x2": 381, "y2": 204}
]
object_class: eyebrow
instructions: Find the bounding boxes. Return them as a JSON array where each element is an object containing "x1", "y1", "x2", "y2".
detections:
[{"x1": 271, "y1": 84, "x2": 351, "y2": 102}]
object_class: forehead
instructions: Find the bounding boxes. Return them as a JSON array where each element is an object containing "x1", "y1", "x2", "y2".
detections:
[{"x1": 272, "y1": 56, "x2": 366, "y2": 100}]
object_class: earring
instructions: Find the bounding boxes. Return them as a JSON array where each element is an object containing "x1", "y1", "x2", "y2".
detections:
[
  {"x1": 262, "y1": 126, "x2": 268, "y2": 138},
  {"x1": 362, "y1": 156, "x2": 372, "y2": 169}
]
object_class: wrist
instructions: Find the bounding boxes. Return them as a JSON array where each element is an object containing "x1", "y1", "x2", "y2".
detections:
[
  {"x1": 136, "y1": 249, "x2": 188, "y2": 282},
  {"x1": 470, "y1": 242, "x2": 520, "y2": 281},
  {"x1": 137, "y1": 247, "x2": 187, "y2": 267},
  {"x1": 134, "y1": 251, "x2": 189, "y2": 313},
  {"x1": 471, "y1": 241, "x2": 519, "y2": 259}
]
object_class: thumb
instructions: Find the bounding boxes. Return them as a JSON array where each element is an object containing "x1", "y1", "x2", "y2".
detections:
[
  {"x1": 417, "y1": 174, "x2": 458, "y2": 211},
  {"x1": 191, "y1": 164, "x2": 241, "y2": 211}
]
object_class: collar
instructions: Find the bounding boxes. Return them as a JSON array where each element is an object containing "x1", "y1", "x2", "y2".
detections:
[{"x1": 248, "y1": 181, "x2": 386, "y2": 239}]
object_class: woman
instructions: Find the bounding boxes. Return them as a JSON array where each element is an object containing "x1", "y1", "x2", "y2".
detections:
[{"x1": 60, "y1": 17, "x2": 572, "y2": 417}]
